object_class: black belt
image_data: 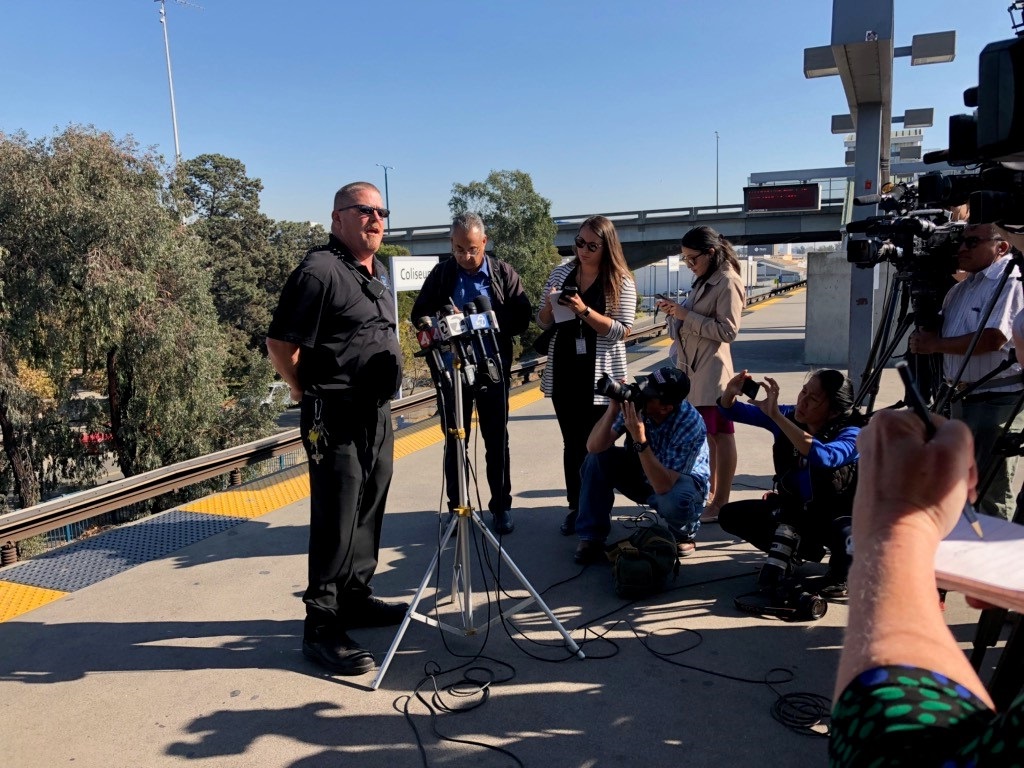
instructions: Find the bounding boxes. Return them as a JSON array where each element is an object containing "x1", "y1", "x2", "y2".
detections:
[{"x1": 303, "y1": 390, "x2": 391, "y2": 408}]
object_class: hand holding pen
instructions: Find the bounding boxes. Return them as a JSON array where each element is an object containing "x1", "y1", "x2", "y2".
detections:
[{"x1": 896, "y1": 361, "x2": 984, "y2": 538}]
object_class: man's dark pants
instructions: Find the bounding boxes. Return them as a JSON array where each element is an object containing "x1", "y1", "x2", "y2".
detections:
[
  {"x1": 439, "y1": 376, "x2": 512, "y2": 514},
  {"x1": 301, "y1": 394, "x2": 394, "y2": 631}
]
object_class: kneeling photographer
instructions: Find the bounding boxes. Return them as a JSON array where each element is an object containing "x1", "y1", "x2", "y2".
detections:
[
  {"x1": 716, "y1": 370, "x2": 861, "y2": 598},
  {"x1": 572, "y1": 367, "x2": 710, "y2": 564}
]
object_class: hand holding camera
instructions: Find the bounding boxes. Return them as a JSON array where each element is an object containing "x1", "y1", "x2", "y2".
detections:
[{"x1": 723, "y1": 369, "x2": 762, "y2": 405}]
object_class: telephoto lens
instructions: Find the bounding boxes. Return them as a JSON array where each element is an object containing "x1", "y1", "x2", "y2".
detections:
[
  {"x1": 758, "y1": 523, "x2": 801, "y2": 588},
  {"x1": 790, "y1": 590, "x2": 828, "y2": 621}
]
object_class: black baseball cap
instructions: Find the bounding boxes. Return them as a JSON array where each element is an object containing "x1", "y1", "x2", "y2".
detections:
[{"x1": 641, "y1": 367, "x2": 690, "y2": 405}]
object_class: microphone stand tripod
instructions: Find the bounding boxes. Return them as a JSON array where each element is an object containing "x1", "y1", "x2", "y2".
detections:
[{"x1": 370, "y1": 354, "x2": 585, "y2": 690}]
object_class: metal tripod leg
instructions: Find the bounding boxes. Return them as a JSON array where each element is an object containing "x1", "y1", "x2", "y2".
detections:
[
  {"x1": 370, "y1": 355, "x2": 584, "y2": 691},
  {"x1": 370, "y1": 508, "x2": 585, "y2": 690}
]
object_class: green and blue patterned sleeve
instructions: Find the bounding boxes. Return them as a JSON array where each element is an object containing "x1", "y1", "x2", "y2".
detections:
[{"x1": 830, "y1": 665, "x2": 1024, "y2": 767}]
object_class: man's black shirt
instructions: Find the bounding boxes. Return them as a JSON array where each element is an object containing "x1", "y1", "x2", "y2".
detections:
[{"x1": 268, "y1": 235, "x2": 402, "y2": 401}]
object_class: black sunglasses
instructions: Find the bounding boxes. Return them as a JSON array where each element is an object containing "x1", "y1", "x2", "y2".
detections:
[
  {"x1": 961, "y1": 235, "x2": 1004, "y2": 250},
  {"x1": 574, "y1": 235, "x2": 602, "y2": 253},
  {"x1": 337, "y1": 204, "x2": 390, "y2": 219}
]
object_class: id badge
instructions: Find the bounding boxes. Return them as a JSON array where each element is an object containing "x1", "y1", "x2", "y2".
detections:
[{"x1": 575, "y1": 337, "x2": 587, "y2": 355}]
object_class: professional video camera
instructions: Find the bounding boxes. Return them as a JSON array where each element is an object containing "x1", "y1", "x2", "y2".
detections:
[
  {"x1": 920, "y1": 7, "x2": 1024, "y2": 229},
  {"x1": 595, "y1": 372, "x2": 647, "y2": 406},
  {"x1": 846, "y1": 182, "x2": 962, "y2": 331}
]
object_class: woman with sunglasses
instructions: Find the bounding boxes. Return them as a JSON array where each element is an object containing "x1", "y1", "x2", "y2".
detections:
[
  {"x1": 537, "y1": 215, "x2": 636, "y2": 536},
  {"x1": 657, "y1": 226, "x2": 745, "y2": 523}
]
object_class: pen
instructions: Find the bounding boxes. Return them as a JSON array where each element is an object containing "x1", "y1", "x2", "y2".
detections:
[{"x1": 895, "y1": 361, "x2": 984, "y2": 538}]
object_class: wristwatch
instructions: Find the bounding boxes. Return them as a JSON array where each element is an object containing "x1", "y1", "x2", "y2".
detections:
[{"x1": 633, "y1": 440, "x2": 650, "y2": 454}]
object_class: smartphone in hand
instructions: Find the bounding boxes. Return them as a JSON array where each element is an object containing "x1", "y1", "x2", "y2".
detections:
[
  {"x1": 655, "y1": 293, "x2": 668, "y2": 301},
  {"x1": 741, "y1": 377, "x2": 761, "y2": 399}
]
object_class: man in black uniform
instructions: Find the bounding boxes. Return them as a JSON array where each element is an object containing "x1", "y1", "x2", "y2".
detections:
[
  {"x1": 267, "y1": 181, "x2": 405, "y2": 676},
  {"x1": 411, "y1": 212, "x2": 532, "y2": 534}
]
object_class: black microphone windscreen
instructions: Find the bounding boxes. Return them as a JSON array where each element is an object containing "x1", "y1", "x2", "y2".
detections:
[
  {"x1": 853, "y1": 194, "x2": 880, "y2": 206},
  {"x1": 415, "y1": 316, "x2": 433, "y2": 330},
  {"x1": 845, "y1": 219, "x2": 875, "y2": 233},
  {"x1": 474, "y1": 295, "x2": 493, "y2": 312}
]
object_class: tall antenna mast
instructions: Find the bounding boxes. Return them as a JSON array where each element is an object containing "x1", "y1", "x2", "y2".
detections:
[{"x1": 154, "y1": 0, "x2": 202, "y2": 165}]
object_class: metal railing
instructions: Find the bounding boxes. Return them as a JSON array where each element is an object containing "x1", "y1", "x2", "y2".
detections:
[
  {"x1": 385, "y1": 203, "x2": 843, "y2": 241},
  {"x1": 0, "y1": 280, "x2": 805, "y2": 553}
]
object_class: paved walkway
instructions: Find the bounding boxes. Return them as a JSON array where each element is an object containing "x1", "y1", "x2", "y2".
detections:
[{"x1": 0, "y1": 289, "x2": 992, "y2": 768}]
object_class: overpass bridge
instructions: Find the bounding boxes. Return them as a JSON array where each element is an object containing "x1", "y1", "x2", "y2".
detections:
[{"x1": 384, "y1": 200, "x2": 844, "y2": 270}]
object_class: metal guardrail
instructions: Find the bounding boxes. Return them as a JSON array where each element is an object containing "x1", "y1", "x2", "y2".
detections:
[
  {"x1": 385, "y1": 203, "x2": 843, "y2": 241},
  {"x1": 0, "y1": 280, "x2": 805, "y2": 549}
]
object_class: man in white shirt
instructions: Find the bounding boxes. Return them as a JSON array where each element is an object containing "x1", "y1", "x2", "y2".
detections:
[{"x1": 910, "y1": 223, "x2": 1024, "y2": 519}]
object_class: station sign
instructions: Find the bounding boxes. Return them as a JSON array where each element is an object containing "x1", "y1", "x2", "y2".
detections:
[{"x1": 390, "y1": 256, "x2": 440, "y2": 292}]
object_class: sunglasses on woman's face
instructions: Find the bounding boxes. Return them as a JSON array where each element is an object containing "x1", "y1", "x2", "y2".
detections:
[{"x1": 574, "y1": 236, "x2": 602, "y2": 253}]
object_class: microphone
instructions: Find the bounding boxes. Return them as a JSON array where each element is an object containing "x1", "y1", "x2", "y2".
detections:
[
  {"x1": 472, "y1": 296, "x2": 505, "y2": 378},
  {"x1": 437, "y1": 305, "x2": 477, "y2": 386},
  {"x1": 414, "y1": 316, "x2": 451, "y2": 389},
  {"x1": 473, "y1": 295, "x2": 501, "y2": 332},
  {"x1": 464, "y1": 303, "x2": 502, "y2": 385}
]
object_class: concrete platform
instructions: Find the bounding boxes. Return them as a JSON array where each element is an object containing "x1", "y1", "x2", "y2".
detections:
[{"x1": 0, "y1": 288, "x2": 997, "y2": 768}]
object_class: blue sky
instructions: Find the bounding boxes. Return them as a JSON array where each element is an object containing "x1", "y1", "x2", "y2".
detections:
[{"x1": 0, "y1": 1, "x2": 1015, "y2": 230}]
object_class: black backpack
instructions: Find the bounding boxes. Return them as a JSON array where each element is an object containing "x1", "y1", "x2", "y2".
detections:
[{"x1": 607, "y1": 513, "x2": 680, "y2": 598}]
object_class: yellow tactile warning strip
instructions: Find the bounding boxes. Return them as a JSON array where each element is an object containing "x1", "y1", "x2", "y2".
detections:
[
  {"x1": 394, "y1": 382, "x2": 545, "y2": 459},
  {"x1": 180, "y1": 464, "x2": 310, "y2": 518},
  {"x1": 0, "y1": 581, "x2": 67, "y2": 622},
  {"x1": 639, "y1": 287, "x2": 805, "y2": 350}
]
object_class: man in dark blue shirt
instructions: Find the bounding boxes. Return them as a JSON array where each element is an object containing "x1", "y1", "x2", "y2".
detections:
[
  {"x1": 411, "y1": 212, "x2": 531, "y2": 534},
  {"x1": 267, "y1": 181, "x2": 405, "y2": 676},
  {"x1": 574, "y1": 367, "x2": 710, "y2": 564}
]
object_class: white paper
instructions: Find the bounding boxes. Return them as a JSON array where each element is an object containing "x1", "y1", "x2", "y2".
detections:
[{"x1": 935, "y1": 513, "x2": 1024, "y2": 612}]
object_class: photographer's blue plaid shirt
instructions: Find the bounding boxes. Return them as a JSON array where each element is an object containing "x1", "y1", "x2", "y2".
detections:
[{"x1": 613, "y1": 401, "x2": 710, "y2": 493}]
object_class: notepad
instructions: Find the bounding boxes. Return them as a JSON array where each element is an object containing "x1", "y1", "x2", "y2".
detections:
[{"x1": 935, "y1": 513, "x2": 1024, "y2": 612}]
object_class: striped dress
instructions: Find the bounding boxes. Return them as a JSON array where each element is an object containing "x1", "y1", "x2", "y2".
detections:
[{"x1": 536, "y1": 261, "x2": 636, "y2": 404}]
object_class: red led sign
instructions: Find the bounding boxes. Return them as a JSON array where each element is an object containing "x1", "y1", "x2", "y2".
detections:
[{"x1": 743, "y1": 184, "x2": 821, "y2": 213}]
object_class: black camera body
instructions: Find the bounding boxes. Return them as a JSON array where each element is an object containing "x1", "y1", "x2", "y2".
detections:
[
  {"x1": 921, "y1": 30, "x2": 1024, "y2": 229},
  {"x1": 846, "y1": 187, "x2": 962, "y2": 332},
  {"x1": 769, "y1": 584, "x2": 828, "y2": 622},
  {"x1": 595, "y1": 373, "x2": 646, "y2": 407}
]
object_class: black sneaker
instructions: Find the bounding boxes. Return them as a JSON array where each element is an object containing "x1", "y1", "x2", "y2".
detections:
[
  {"x1": 492, "y1": 509, "x2": 515, "y2": 535},
  {"x1": 560, "y1": 509, "x2": 578, "y2": 536},
  {"x1": 819, "y1": 580, "x2": 848, "y2": 599},
  {"x1": 339, "y1": 596, "x2": 408, "y2": 629},
  {"x1": 574, "y1": 540, "x2": 609, "y2": 565},
  {"x1": 302, "y1": 627, "x2": 375, "y2": 676}
]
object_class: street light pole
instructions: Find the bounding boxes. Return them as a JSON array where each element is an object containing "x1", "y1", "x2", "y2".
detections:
[
  {"x1": 714, "y1": 130, "x2": 720, "y2": 208},
  {"x1": 156, "y1": 0, "x2": 181, "y2": 164},
  {"x1": 376, "y1": 163, "x2": 393, "y2": 229}
]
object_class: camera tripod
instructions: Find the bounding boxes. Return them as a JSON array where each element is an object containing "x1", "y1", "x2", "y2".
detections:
[
  {"x1": 852, "y1": 262, "x2": 944, "y2": 414},
  {"x1": 370, "y1": 357, "x2": 584, "y2": 690}
]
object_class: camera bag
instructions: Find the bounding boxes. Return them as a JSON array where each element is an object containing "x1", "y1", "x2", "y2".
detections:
[{"x1": 607, "y1": 514, "x2": 680, "y2": 598}]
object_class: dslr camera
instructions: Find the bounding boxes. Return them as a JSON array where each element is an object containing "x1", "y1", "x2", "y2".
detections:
[{"x1": 595, "y1": 373, "x2": 646, "y2": 407}]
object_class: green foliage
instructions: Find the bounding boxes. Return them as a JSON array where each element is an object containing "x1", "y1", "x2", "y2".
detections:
[
  {"x1": 174, "y1": 154, "x2": 327, "y2": 387},
  {"x1": 0, "y1": 126, "x2": 280, "y2": 508},
  {"x1": 449, "y1": 170, "x2": 559, "y2": 310}
]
